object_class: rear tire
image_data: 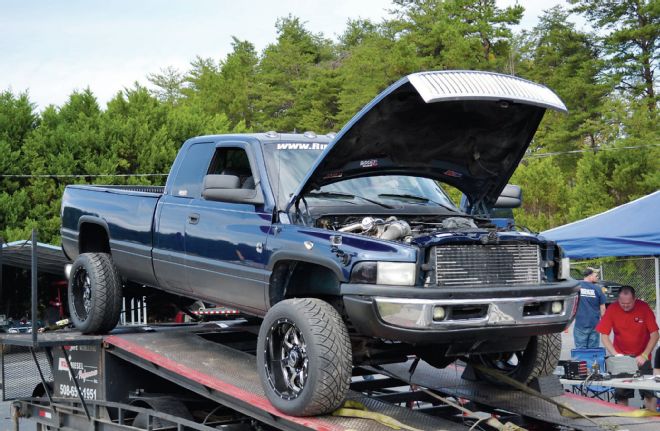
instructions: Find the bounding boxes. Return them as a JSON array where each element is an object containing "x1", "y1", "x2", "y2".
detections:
[
  {"x1": 68, "y1": 253, "x2": 122, "y2": 334},
  {"x1": 469, "y1": 333, "x2": 561, "y2": 384},
  {"x1": 257, "y1": 298, "x2": 352, "y2": 416}
]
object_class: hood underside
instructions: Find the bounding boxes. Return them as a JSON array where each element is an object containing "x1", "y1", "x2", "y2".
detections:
[{"x1": 288, "y1": 71, "x2": 567, "y2": 213}]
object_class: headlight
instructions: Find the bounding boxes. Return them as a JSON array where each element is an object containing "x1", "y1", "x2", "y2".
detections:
[
  {"x1": 7, "y1": 328, "x2": 19, "y2": 334},
  {"x1": 351, "y1": 262, "x2": 416, "y2": 286}
]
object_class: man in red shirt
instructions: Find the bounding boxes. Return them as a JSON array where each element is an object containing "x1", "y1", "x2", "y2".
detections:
[{"x1": 596, "y1": 285, "x2": 659, "y2": 410}]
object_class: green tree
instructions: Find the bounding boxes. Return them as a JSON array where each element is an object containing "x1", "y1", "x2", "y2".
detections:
[
  {"x1": 392, "y1": 0, "x2": 523, "y2": 71},
  {"x1": 16, "y1": 89, "x2": 105, "y2": 242},
  {"x1": 182, "y1": 56, "x2": 223, "y2": 115},
  {"x1": 569, "y1": 98, "x2": 660, "y2": 221},
  {"x1": 252, "y1": 16, "x2": 336, "y2": 131},
  {"x1": 148, "y1": 66, "x2": 186, "y2": 104},
  {"x1": 0, "y1": 91, "x2": 37, "y2": 197},
  {"x1": 569, "y1": 0, "x2": 659, "y2": 110},
  {"x1": 216, "y1": 38, "x2": 259, "y2": 129},
  {"x1": 510, "y1": 157, "x2": 570, "y2": 232},
  {"x1": 516, "y1": 6, "x2": 612, "y2": 172},
  {"x1": 335, "y1": 20, "x2": 421, "y2": 124}
]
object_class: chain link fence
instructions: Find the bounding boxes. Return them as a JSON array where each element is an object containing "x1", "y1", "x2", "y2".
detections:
[{"x1": 572, "y1": 257, "x2": 659, "y2": 310}]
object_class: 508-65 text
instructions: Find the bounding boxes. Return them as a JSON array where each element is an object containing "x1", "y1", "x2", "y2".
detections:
[{"x1": 59, "y1": 384, "x2": 96, "y2": 400}]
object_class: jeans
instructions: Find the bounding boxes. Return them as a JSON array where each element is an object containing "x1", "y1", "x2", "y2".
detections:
[{"x1": 574, "y1": 326, "x2": 600, "y2": 349}]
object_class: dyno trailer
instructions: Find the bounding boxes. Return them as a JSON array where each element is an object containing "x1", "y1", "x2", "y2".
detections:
[
  {"x1": 3, "y1": 321, "x2": 660, "y2": 431},
  {"x1": 1, "y1": 322, "x2": 476, "y2": 431}
]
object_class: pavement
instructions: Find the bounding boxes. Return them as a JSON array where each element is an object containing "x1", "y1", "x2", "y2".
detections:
[{"x1": 560, "y1": 321, "x2": 577, "y2": 360}]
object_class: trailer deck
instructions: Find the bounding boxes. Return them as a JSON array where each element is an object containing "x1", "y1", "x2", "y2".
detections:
[{"x1": 3, "y1": 321, "x2": 660, "y2": 430}]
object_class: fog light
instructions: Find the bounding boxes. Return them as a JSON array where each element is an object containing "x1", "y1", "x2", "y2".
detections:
[
  {"x1": 433, "y1": 306, "x2": 446, "y2": 321},
  {"x1": 551, "y1": 301, "x2": 563, "y2": 314}
]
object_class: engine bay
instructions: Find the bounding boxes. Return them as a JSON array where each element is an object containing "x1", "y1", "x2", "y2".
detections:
[{"x1": 315, "y1": 214, "x2": 494, "y2": 242}]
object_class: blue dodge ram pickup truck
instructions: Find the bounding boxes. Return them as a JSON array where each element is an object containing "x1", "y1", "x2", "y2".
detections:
[{"x1": 61, "y1": 70, "x2": 579, "y2": 416}]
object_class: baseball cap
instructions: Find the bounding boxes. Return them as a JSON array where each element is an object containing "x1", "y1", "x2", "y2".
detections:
[{"x1": 583, "y1": 267, "x2": 600, "y2": 277}]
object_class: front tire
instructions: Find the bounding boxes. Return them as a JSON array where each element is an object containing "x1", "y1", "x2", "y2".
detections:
[
  {"x1": 469, "y1": 333, "x2": 561, "y2": 384},
  {"x1": 257, "y1": 298, "x2": 352, "y2": 416},
  {"x1": 68, "y1": 253, "x2": 122, "y2": 334}
]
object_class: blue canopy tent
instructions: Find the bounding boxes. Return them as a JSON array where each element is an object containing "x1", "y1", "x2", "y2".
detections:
[
  {"x1": 541, "y1": 191, "x2": 660, "y2": 259},
  {"x1": 542, "y1": 191, "x2": 660, "y2": 324}
]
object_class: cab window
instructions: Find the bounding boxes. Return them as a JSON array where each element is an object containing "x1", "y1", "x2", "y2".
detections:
[{"x1": 208, "y1": 147, "x2": 256, "y2": 190}]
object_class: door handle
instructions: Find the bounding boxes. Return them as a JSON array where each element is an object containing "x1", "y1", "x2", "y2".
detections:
[{"x1": 188, "y1": 213, "x2": 200, "y2": 224}]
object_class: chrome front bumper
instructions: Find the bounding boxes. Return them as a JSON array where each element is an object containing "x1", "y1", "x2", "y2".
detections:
[{"x1": 375, "y1": 294, "x2": 579, "y2": 330}]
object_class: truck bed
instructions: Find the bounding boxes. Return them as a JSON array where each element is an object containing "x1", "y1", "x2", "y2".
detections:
[{"x1": 61, "y1": 184, "x2": 164, "y2": 287}]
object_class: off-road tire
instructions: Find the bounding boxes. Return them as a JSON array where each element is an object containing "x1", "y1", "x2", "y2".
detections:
[
  {"x1": 257, "y1": 298, "x2": 352, "y2": 416},
  {"x1": 471, "y1": 332, "x2": 562, "y2": 384},
  {"x1": 68, "y1": 253, "x2": 122, "y2": 334},
  {"x1": 528, "y1": 332, "x2": 562, "y2": 379}
]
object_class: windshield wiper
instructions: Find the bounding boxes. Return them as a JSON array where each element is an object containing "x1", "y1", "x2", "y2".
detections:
[
  {"x1": 308, "y1": 191, "x2": 394, "y2": 209},
  {"x1": 378, "y1": 193, "x2": 458, "y2": 212}
]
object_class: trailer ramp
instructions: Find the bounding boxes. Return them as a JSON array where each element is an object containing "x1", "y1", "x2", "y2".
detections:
[{"x1": 105, "y1": 329, "x2": 466, "y2": 431}]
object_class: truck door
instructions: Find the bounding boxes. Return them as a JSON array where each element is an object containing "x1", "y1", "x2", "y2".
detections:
[
  {"x1": 184, "y1": 143, "x2": 271, "y2": 313},
  {"x1": 153, "y1": 142, "x2": 215, "y2": 293}
]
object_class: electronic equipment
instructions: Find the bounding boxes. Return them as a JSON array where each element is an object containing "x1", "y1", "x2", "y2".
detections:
[
  {"x1": 561, "y1": 360, "x2": 589, "y2": 379},
  {"x1": 605, "y1": 355, "x2": 639, "y2": 378}
]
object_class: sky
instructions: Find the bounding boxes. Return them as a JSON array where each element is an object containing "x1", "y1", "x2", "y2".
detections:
[{"x1": 0, "y1": 0, "x2": 577, "y2": 111}]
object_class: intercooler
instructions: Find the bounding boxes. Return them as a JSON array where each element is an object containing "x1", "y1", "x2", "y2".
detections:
[{"x1": 434, "y1": 243, "x2": 541, "y2": 287}]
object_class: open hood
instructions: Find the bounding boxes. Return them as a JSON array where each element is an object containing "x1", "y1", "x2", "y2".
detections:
[{"x1": 287, "y1": 70, "x2": 567, "y2": 214}]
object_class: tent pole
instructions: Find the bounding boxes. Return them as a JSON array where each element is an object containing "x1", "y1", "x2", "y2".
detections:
[{"x1": 655, "y1": 256, "x2": 659, "y2": 328}]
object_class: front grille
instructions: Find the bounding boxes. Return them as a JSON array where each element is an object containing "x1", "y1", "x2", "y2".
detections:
[{"x1": 434, "y1": 243, "x2": 541, "y2": 287}]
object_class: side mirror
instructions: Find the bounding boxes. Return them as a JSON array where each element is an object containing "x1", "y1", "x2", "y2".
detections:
[
  {"x1": 202, "y1": 174, "x2": 264, "y2": 205},
  {"x1": 494, "y1": 184, "x2": 522, "y2": 209}
]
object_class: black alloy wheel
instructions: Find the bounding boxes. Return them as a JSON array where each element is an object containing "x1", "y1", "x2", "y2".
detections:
[
  {"x1": 264, "y1": 318, "x2": 309, "y2": 400},
  {"x1": 67, "y1": 253, "x2": 122, "y2": 334},
  {"x1": 70, "y1": 267, "x2": 92, "y2": 322},
  {"x1": 257, "y1": 298, "x2": 352, "y2": 416}
]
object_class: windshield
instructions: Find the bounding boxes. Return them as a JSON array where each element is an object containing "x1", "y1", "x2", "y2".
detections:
[{"x1": 262, "y1": 145, "x2": 458, "y2": 211}]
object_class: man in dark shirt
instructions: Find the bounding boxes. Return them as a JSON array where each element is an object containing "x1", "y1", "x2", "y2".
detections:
[
  {"x1": 596, "y1": 286, "x2": 659, "y2": 410},
  {"x1": 573, "y1": 267, "x2": 606, "y2": 348}
]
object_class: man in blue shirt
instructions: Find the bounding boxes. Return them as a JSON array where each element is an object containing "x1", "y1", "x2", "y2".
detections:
[{"x1": 574, "y1": 267, "x2": 607, "y2": 348}]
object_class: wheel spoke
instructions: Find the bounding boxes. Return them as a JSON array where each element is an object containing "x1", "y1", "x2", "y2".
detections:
[
  {"x1": 297, "y1": 369, "x2": 305, "y2": 389},
  {"x1": 291, "y1": 329, "x2": 301, "y2": 346},
  {"x1": 288, "y1": 367, "x2": 299, "y2": 391}
]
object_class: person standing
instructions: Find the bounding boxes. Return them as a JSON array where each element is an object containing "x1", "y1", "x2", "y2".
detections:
[
  {"x1": 573, "y1": 267, "x2": 607, "y2": 348},
  {"x1": 596, "y1": 285, "x2": 659, "y2": 410}
]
